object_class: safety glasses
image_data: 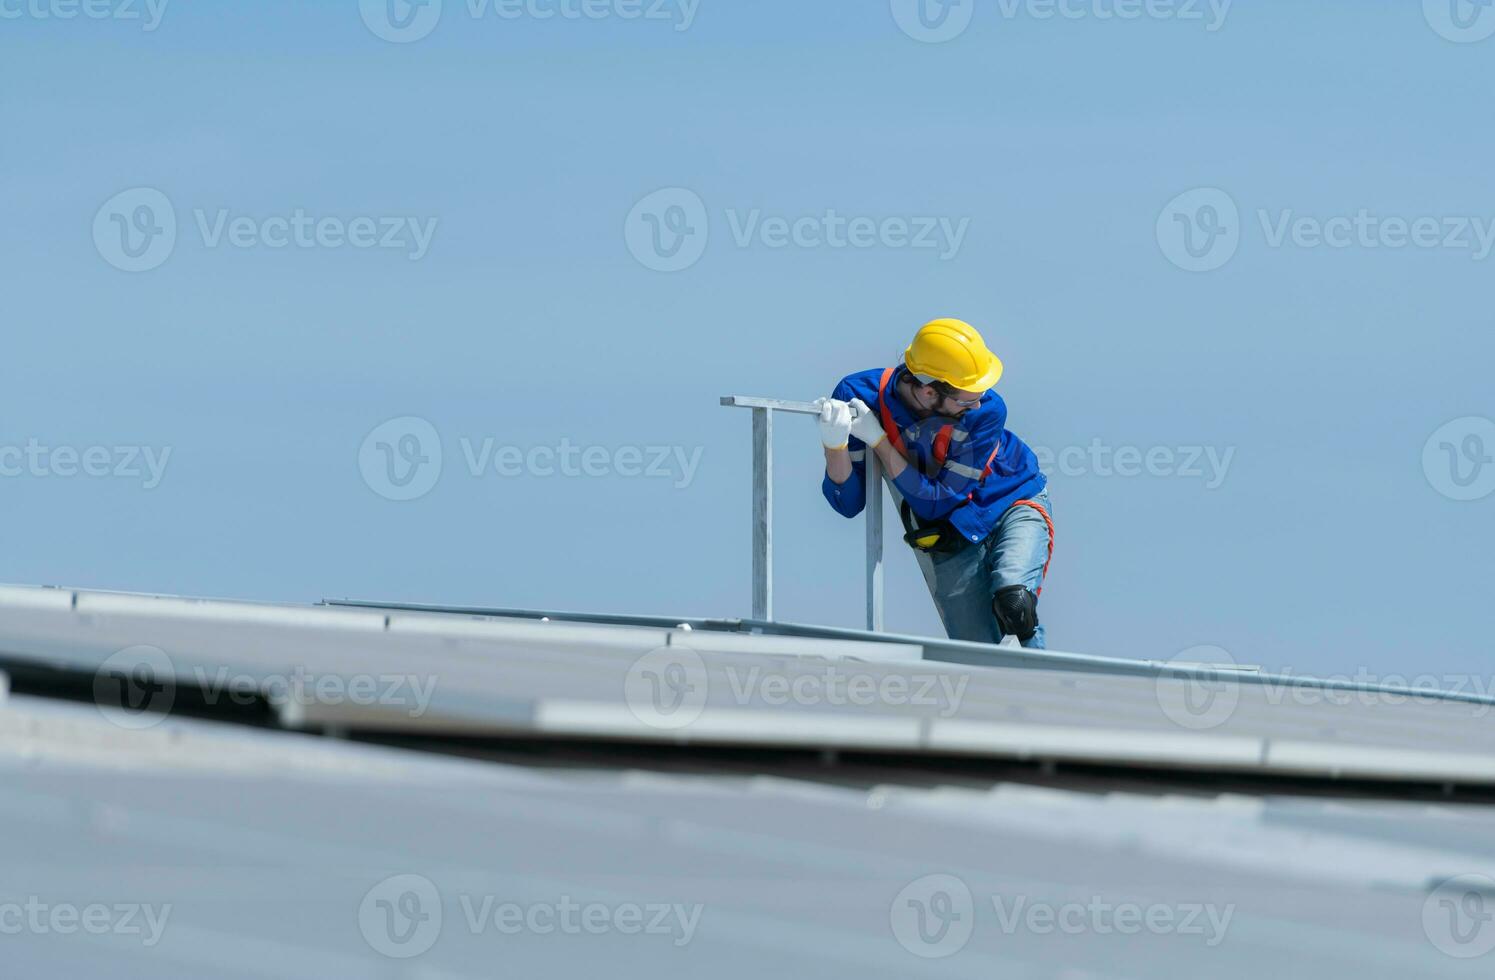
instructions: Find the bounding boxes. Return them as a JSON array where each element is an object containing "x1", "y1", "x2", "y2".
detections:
[{"x1": 913, "y1": 373, "x2": 982, "y2": 410}]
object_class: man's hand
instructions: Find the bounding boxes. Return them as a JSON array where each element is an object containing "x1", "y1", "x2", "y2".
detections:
[
  {"x1": 847, "y1": 398, "x2": 888, "y2": 449},
  {"x1": 815, "y1": 397, "x2": 856, "y2": 450}
]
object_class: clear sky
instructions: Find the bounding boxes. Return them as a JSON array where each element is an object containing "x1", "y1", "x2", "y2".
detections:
[{"x1": 3, "y1": 0, "x2": 1492, "y2": 677}]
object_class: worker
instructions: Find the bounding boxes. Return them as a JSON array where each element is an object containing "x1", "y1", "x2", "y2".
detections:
[{"x1": 815, "y1": 318, "x2": 1054, "y2": 648}]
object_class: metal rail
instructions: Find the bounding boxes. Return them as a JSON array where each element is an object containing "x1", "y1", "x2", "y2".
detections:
[
  {"x1": 320, "y1": 597, "x2": 1495, "y2": 710},
  {"x1": 719, "y1": 396, "x2": 884, "y2": 630}
]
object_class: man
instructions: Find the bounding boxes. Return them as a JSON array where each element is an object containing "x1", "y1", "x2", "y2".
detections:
[{"x1": 815, "y1": 318, "x2": 1054, "y2": 648}]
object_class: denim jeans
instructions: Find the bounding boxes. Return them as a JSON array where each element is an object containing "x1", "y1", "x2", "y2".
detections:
[{"x1": 920, "y1": 489, "x2": 1053, "y2": 648}]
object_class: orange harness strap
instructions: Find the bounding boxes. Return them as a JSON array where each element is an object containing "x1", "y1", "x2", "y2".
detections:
[
  {"x1": 875, "y1": 368, "x2": 1055, "y2": 584},
  {"x1": 1008, "y1": 499, "x2": 1056, "y2": 596},
  {"x1": 875, "y1": 367, "x2": 920, "y2": 457},
  {"x1": 875, "y1": 367, "x2": 999, "y2": 486}
]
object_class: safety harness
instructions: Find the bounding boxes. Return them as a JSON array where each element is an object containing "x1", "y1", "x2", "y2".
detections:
[{"x1": 876, "y1": 367, "x2": 1054, "y2": 592}]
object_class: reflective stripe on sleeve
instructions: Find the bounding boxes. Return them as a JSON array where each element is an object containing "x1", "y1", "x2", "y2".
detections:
[{"x1": 943, "y1": 459, "x2": 985, "y2": 480}]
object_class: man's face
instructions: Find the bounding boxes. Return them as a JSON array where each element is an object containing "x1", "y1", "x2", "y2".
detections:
[{"x1": 915, "y1": 384, "x2": 983, "y2": 417}]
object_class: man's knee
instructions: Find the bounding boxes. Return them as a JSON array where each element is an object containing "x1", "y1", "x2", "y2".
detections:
[{"x1": 992, "y1": 585, "x2": 1039, "y2": 642}]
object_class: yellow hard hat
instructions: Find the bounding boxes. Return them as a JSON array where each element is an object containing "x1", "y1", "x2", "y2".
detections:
[{"x1": 904, "y1": 318, "x2": 1004, "y2": 392}]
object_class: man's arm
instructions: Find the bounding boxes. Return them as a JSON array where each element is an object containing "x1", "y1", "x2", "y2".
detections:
[
  {"x1": 850, "y1": 399, "x2": 1003, "y2": 522},
  {"x1": 825, "y1": 445, "x2": 855, "y2": 485},
  {"x1": 818, "y1": 395, "x2": 867, "y2": 518},
  {"x1": 870, "y1": 435, "x2": 910, "y2": 482}
]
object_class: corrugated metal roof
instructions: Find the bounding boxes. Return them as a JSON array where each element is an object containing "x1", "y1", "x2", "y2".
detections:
[
  {"x1": 3, "y1": 692, "x2": 1494, "y2": 978},
  {"x1": 5, "y1": 583, "x2": 1495, "y2": 977},
  {"x1": 2, "y1": 585, "x2": 1493, "y2": 788}
]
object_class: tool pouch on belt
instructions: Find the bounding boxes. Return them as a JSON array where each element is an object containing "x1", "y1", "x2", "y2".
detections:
[{"x1": 899, "y1": 499, "x2": 971, "y2": 556}]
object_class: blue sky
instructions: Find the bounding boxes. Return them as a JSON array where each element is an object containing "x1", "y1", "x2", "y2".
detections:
[{"x1": 2, "y1": 0, "x2": 1492, "y2": 676}]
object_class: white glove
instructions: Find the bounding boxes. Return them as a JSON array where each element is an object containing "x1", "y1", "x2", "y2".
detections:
[
  {"x1": 847, "y1": 398, "x2": 887, "y2": 449},
  {"x1": 814, "y1": 397, "x2": 856, "y2": 449}
]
